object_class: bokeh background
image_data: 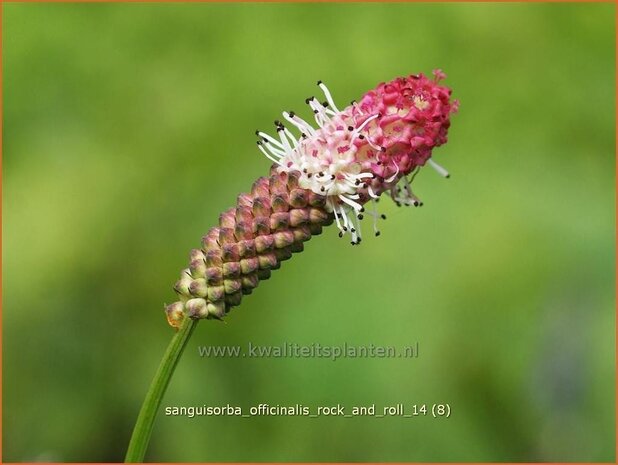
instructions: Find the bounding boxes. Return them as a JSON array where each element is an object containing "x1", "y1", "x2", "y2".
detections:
[{"x1": 3, "y1": 2, "x2": 615, "y2": 462}]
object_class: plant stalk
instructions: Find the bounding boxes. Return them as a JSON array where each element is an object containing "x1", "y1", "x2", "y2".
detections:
[{"x1": 125, "y1": 317, "x2": 198, "y2": 462}]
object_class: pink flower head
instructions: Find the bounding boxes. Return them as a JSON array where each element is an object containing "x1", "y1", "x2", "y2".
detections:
[
  {"x1": 256, "y1": 71, "x2": 458, "y2": 244},
  {"x1": 356, "y1": 71, "x2": 458, "y2": 181}
]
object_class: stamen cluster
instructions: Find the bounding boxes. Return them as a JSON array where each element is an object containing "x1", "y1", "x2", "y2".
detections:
[{"x1": 258, "y1": 70, "x2": 458, "y2": 243}]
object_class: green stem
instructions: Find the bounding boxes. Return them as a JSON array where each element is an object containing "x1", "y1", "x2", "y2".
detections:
[{"x1": 125, "y1": 317, "x2": 198, "y2": 462}]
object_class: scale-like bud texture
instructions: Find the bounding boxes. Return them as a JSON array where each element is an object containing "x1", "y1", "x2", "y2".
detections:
[
  {"x1": 166, "y1": 72, "x2": 457, "y2": 327},
  {"x1": 166, "y1": 170, "x2": 333, "y2": 327}
]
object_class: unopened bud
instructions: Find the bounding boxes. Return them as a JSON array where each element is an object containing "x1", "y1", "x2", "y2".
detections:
[{"x1": 186, "y1": 298, "x2": 208, "y2": 318}]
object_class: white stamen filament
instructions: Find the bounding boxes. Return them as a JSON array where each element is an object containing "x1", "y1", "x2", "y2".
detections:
[
  {"x1": 277, "y1": 128, "x2": 293, "y2": 154},
  {"x1": 282, "y1": 127, "x2": 299, "y2": 149},
  {"x1": 339, "y1": 194, "x2": 363, "y2": 211},
  {"x1": 353, "y1": 214, "x2": 362, "y2": 243},
  {"x1": 257, "y1": 143, "x2": 283, "y2": 165},
  {"x1": 330, "y1": 199, "x2": 343, "y2": 231},
  {"x1": 318, "y1": 81, "x2": 340, "y2": 113},
  {"x1": 338, "y1": 205, "x2": 349, "y2": 231},
  {"x1": 308, "y1": 98, "x2": 330, "y2": 127},
  {"x1": 258, "y1": 131, "x2": 284, "y2": 149},
  {"x1": 370, "y1": 199, "x2": 380, "y2": 235},
  {"x1": 427, "y1": 158, "x2": 450, "y2": 178},
  {"x1": 263, "y1": 141, "x2": 285, "y2": 157},
  {"x1": 283, "y1": 112, "x2": 316, "y2": 136}
]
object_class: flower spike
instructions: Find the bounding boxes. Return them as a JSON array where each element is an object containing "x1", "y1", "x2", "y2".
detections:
[{"x1": 166, "y1": 72, "x2": 458, "y2": 328}]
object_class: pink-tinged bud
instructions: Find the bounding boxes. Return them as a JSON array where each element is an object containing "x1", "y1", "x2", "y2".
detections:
[
  {"x1": 189, "y1": 258, "x2": 206, "y2": 279},
  {"x1": 207, "y1": 285, "x2": 225, "y2": 302},
  {"x1": 289, "y1": 189, "x2": 308, "y2": 208},
  {"x1": 205, "y1": 266, "x2": 222, "y2": 285},
  {"x1": 274, "y1": 231, "x2": 295, "y2": 249},
  {"x1": 202, "y1": 230, "x2": 219, "y2": 250},
  {"x1": 221, "y1": 243, "x2": 240, "y2": 262},
  {"x1": 218, "y1": 228, "x2": 236, "y2": 245},
  {"x1": 289, "y1": 209, "x2": 309, "y2": 226},
  {"x1": 219, "y1": 209, "x2": 236, "y2": 229},
  {"x1": 234, "y1": 222, "x2": 252, "y2": 241},
  {"x1": 269, "y1": 212, "x2": 289, "y2": 230},
  {"x1": 240, "y1": 257, "x2": 259, "y2": 274},
  {"x1": 165, "y1": 72, "x2": 457, "y2": 327},
  {"x1": 222, "y1": 261, "x2": 241, "y2": 278},
  {"x1": 235, "y1": 206, "x2": 253, "y2": 224},
  {"x1": 237, "y1": 239, "x2": 256, "y2": 258},
  {"x1": 241, "y1": 275, "x2": 259, "y2": 293},
  {"x1": 186, "y1": 298, "x2": 208, "y2": 318},
  {"x1": 255, "y1": 234, "x2": 275, "y2": 253},
  {"x1": 173, "y1": 268, "x2": 194, "y2": 295},
  {"x1": 252, "y1": 197, "x2": 271, "y2": 217},
  {"x1": 207, "y1": 301, "x2": 225, "y2": 319},
  {"x1": 204, "y1": 249, "x2": 222, "y2": 268},
  {"x1": 237, "y1": 193, "x2": 253, "y2": 207},
  {"x1": 224, "y1": 278, "x2": 242, "y2": 294},
  {"x1": 251, "y1": 178, "x2": 270, "y2": 197},
  {"x1": 189, "y1": 248, "x2": 204, "y2": 261},
  {"x1": 292, "y1": 226, "x2": 311, "y2": 243},
  {"x1": 189, "y1": 278, "x2": 208, "y2": 298},
  {"x1": 258, "y1": 252, "x2": 278, "y2": 270}
]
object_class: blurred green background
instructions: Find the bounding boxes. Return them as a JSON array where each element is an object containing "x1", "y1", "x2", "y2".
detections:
[{"x1": 3, "y1": 2, "x2": 615, "y2": 462}]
